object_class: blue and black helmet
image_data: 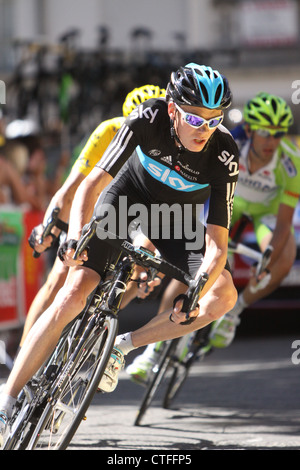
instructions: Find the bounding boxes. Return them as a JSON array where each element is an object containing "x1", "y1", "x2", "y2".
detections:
[{"x1": 166, "y1": 63, "x2": 232, "y2": 110}]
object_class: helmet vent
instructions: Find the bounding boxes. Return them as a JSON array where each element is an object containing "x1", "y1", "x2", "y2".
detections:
[
  {"x1": 270, "y1": 98, "x2": 278, "y2": 114},
  {"x1": 199, "y1": 82, "x2": 209, "y2": 104},
  {"x1": 279, "y1": 113, "x2": 289, "y2": 126},
  {"x1": 214, "y1": 84, "x2": 222, "y2": 105},
  {"x1": 260, "y1": 112, "x2": 273, "y2": 124}
]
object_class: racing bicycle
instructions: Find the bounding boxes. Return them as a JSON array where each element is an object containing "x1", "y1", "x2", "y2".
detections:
[{"x1": 2, "y1": 213, "x2": 208, "y2": 450}]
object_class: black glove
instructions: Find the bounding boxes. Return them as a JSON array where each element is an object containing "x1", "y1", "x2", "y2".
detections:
[
  {"x1": 28, "y1": 226, "x2": 58, "y2": 251},
  {"x1": 171, "y1": 293, "x2": 200, "y2": 325},
  {"x1": 57, "y1": 239, "x2": 79, "y2": 261}
]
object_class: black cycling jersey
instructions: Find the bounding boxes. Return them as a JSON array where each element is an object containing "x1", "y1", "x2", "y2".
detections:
[
  {"x1": 83, "y1": 98, "x2": 239, "y2": 278},
  {"x1": 97, "y1": 98, "x2": 239, "y2": 230}
]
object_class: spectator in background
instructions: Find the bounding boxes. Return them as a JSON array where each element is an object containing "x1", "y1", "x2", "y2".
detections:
[
  {"x1": 5, "y1": 119, "x2": 50, "y2": 210},
  {"x1": 4, "y1": 118, "x2": 71, "y2": 210},
  {"x1": 0, "y1": 147, "x2": 43, "y2": 211}
]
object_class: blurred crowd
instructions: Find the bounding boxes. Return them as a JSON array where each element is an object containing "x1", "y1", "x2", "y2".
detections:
[{"x1": 0, "y1": 112, "x2": 70, "y2": 213}]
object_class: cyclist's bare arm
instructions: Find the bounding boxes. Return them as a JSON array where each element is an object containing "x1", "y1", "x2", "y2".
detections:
[
  {"x1": 30, "y1": 168, "x2": 86, "y2": 255},
  {"x1": 197, "y1": 223, "x2": 228, "y2": 295},
  {"x1": 62, "y1": 167, "x2": 113, "y2": 266},
  {"x1": 44, "y1": 167, "x2": 85, "y2": 229}
]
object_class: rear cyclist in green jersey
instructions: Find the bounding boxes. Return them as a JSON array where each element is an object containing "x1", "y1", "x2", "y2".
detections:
[{"x1": 210, "y1": 92, "x2": 300, "y2": 347}]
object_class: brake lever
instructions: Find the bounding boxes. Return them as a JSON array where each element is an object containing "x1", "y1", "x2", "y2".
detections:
[
  {"x1": 33, "y1": 207, "x2": 60, "y2": 258},
  {"x1": 172, "y1": 272, "x2": 209, "y2": 325},
  {"x1": 255, "y1": 245, "x2": 273, "y2": 277},
  {"x1": 72, "y1": 216, "x2": 99, "y2": 260}
]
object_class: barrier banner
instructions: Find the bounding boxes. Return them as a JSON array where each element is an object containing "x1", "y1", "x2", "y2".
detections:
[{"x1": 0, "y1": 207, "x2": 44, "y2": 330}]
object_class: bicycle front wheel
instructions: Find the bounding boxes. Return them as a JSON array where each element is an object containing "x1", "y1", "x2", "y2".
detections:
[
  {"x1": 134, "y1": 339, "x2": 178, "y2": 426},
  {"x1": 27, "y1": 312, "x2": 118, "y2": 450},
  {"x1": 163, "y1": 326, "x2": 213, "y2": 409},
  {"x1": 162, "y1": 362, "x2": 191, "y2": 409}
]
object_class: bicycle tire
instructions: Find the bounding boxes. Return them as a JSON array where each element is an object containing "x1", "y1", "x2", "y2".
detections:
[
  {"x1": 2, "y1": 331, "x2": 73, "y2": 452},
  {"x1": 163, "y1": 326, "x2": 213, "y2": 409},
  {"x1": 134, "y1": 339, "x2": 179, "y2": 426},
  {"x1": 2, "y1": 398, "x2": 35, "y2": 450},
  {"x1": 162, "y1": 359, "x2": 194, "y2": 410},
  {"x1": 26, "y1": 312, "x2": 118, "y2": 450}
]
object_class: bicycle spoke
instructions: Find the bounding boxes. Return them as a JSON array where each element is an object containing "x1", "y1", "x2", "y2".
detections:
[
  {"x1": 26, "y1": 313, "x2": 118, "y2": 450},
  {"x1": 33, "y1": 343, "x2": 103, "y2": 449}
]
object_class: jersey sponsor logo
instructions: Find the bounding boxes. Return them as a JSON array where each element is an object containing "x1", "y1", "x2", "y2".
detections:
[
  {"x1": 149, "y1": 149, "x2": 161, "y2": 157},
  {"x1": 282, "y1": 153, "x2": 297, "y2": 177},
  {"x1": 136, "y1": 147, "x2": 208, "y2": 192},
  {"x1": 160, "y1": 155, "x2": 172, "y2": 165},
  {"x1": 129, "y1": 105, "x2": 159, "y2": 123},
  {"x1": 238, "y1": 175, "x2": 276, "y2": 194},
  {"x1": 174, "y1": 165, "x2": 197, "y2": 181},
  {"x1": 218, "y1": 150, "x2": 239, "y2": 176},
  {"x1": 175, "y1": 161, "x2": 200, "y2": 176}
]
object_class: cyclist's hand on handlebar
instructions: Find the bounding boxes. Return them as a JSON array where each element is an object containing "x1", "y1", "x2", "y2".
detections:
[
  {"x1": 28, "y1": 224, "x2": 55, "y2": 255},
  {"x1": 249, "y1": 245, "x2": 273, "y2": 293},
  {"x1": 170, "y1": 297, "x2": 199, "y2": 325},
  {"x1": 57, "y1": 239, "x2": 89, "y2": 266},
  {"x1": 136, "y1": 272, "x2": 162, "y2": 299},
  {"x1": 249, "y1": 267, "x2": 271, "y2": 293}
]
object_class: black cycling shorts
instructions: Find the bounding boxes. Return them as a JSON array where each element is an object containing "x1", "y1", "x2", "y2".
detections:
[{"x1": 82, "y1": 169, "x2": 231, "y2": 279}]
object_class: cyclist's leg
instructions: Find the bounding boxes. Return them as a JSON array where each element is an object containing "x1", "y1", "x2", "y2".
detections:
[
  {"x1": 127, "y1": 237, "x2": 236, "y2": 384},
  {"x1": 131, "y1": 268, "x2": 236, "y2": 347},
  {"x1": 19, "y1": 257, "x2": 68, "y2": 347},
  {"x1": 2, "y1": 265, "x2": 100, "y2": 401},
  {"x1": 102, "y1": 267, "x2": 236, "y2": 392}
]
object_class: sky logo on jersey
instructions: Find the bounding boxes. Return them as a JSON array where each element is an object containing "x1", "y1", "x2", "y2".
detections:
[
  {"x1": 137, "y1": 147, "x2": 209, "y2": 192},
  {"x1": 218, "y1": 150, "x2": 239, "y2": 176},
  {"x1": 129, "y1": 105, "x2": 159, "y2": 123}
]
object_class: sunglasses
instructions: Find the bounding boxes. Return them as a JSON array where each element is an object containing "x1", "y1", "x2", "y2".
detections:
[
  {"x1": 175, "y1": 103, "x2": 223, "y2": 129},
  {"x1": 252, "y1": 127, "x2": 287, "y2": 139}
]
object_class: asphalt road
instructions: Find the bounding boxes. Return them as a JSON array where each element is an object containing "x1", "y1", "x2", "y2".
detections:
[
  {"x1": 65, "y1": 334, "x2": 300, "y2": 452},
  {"x1": 1, "y1": 303, "x2": 300, "y2": 455}
]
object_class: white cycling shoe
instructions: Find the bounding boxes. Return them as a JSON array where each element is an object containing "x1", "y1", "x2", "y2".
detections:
[{"x1": 209, "y1": 313, "x2": 240, "y2": 348}]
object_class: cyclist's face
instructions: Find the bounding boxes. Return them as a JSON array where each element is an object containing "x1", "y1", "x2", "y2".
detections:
[
  {"x1": 168, "y1": 102, "x2": 223, "y2": 152},
  {"x1": 250, "y1": 127, "x2": 285, "y2": 162}
]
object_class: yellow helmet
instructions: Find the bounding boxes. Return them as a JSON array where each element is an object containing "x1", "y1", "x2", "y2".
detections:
[{"x1": 122, "y1": 85, "x2": 166, "y2": 117}]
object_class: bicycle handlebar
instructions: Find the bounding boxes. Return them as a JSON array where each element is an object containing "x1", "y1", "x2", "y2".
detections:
[
  {"x1": 255, "y1": 246, "x2": 273, "y2": 277},
  {"x1": 177, "y1": 270, "x2": 209, "y2": 325},
  {"x1": 33, "y1": 207, "x2": 69, "y2": 258},
  {"x1": 228, "y1": 240, "x2": 262, "y2": 263},
  {"x1": 72, "y1": 216, "x2": 209, "y2": 323},
  {"x1": 33, "y1": 207, "x2": 61, "y2": 258},
  {"x1": 73, "y1": 216, "x2": 191, "y2": 285}
]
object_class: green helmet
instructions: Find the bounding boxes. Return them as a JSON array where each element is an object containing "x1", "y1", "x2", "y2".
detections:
[{"x1": 243, "y1": 92, "x2": 293, "y2": 130}]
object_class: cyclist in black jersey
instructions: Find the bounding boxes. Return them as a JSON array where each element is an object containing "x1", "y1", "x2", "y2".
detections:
[{"x1": 0, "y1": 63, "x2": 239, "y2": 428}]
